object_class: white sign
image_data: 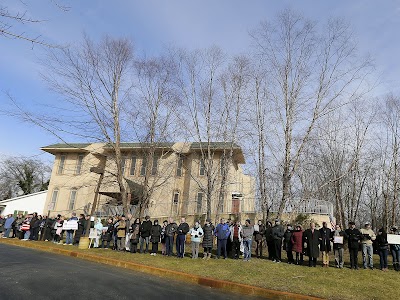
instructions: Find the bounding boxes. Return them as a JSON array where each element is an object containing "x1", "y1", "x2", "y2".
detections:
[
  {"x1": 89, "y1": 228, "x2": 98, "y2": 239},
  {"x1": 254, "y1": 225, "x2": 260, "y2": 232},
  {"x1": 62, "y1": 220, "x2": 78, "y2": 230},
  {"x1": 333, "y1": 236, "x2": 344, "y2": 244},
  {"x1": 388, "y1": 234, "x2": 400, "y2": 245}
]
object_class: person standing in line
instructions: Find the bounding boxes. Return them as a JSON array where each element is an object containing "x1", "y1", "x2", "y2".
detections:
[
  {"x1": 129, "y1": 218, "x2": 141, "y2": 253},
  {"x1": 54, "y1": 216, "x2": 64, "y2": 244},
  {"x1": 283, "y1": 224, "x2": 294, "y2": 264},
  {"x1": 150, "y1": 219, "x2": 162, "y2": 256},
  {"x1": 116, "y1": 215, "x2": 127, "y2": 251},
  {"x1": 176, "y1": 217, "x2": 189, "y2": 258},
  {"x1": 3, "y1": 214, "x2": 14, "y2": 238},
  {"x1": 214, "y1": 218, "x2": 230, "y2": 259},
  {"x1": 344, "y1": 221, "x2": 361, "y2": 270},
  {"x1": 29, "y1": 212, "x2": 39, "y2": 241},
  {"x1": 202, "y1": 218, "x2": 214, "y2": 259},
  {"x1": 360, "y1": 222, "x2": 376, "y2": 270},
  {"x1": 303, "y1": 222, "x2": 321, "y2": 267},
  {"x1": 319, "y1": 222, "x2": 332, "y2": 267},
  {"x1": 125, "y1": 213, "x2": 133, "y2": 251},
  {"x1": 254, "y1": 220, "x2": 265, "y2": 258},
  {"x1": 291, "y1": 225, "x2": 304, "y2": 265},
  {"x1": 230, "y1": 220, "x2": 242, "y2": 259},
  {"x1": 389, "y1": 227, "x2": 400, "y2": 271},
  {"x1": 189, "y1": 221, "x2": 203, "y2": 259},
  {"x1": 73, "y1": 214, "x2": 86, "y2": 245},
  {"x1": 331, "y1": 224, "x2": 345, "y2": 269},
  {"x1": 93, "y1": 218, "x2": 103, "y2": 248},
  {"x1": 160, "y1": 220, "x2": 168, "y2": 255},
  {"x1": 64, "y1": 212, "x2": 77, "y2": 245},
  {"x1": 242, "y1": 219, "x2": 254, "y2": 261},
  {"x1": 101, "y1": 218, "x2": 114, "y2": 249},
  {"x1": 140, "y1": 215, "x2": 152, "y2": 254},
  {"x1": 264, "y1": 221, "x2": 274, "y2": 260},
  {"x1": 165, "y1": 218, "x2": 177, "y2": 256},
  {"x1": 376, "y1": 228, "x2": 389, "y2": 271},
  {"x1": 271, "y1": 219, "x2": 284, "y2": 263}
]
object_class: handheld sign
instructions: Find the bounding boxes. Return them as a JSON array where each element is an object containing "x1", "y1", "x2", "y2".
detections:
[
  {"x1": 62, "y1": 220, "x2": 78, "y2": 230},
  {"x1": 333, "y1": 236, "x2": 344, "y2": 244},
  {"x1": 388, "y1": 234, "x2": 400, "y2": 245},
  {"x1": 89, "y1": 228, "x2": 98, "y2": 239}
]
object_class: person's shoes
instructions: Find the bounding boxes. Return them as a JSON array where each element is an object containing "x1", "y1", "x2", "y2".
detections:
[{"x1": 272, "y1": 259, "x2": 276, "y2": 263}]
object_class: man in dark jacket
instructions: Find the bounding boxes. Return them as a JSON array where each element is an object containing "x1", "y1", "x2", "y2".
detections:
[
  {"x1": 319, "y1": 222, "x2": 332, "y2": 267},
  {"x1": 265, "y1": 221, "x2": 274, "y2": 260},
  {"x1": 29, "y1": 213, "x2": 38, "y2": 241},
  {"x1": 165, "y1": 218, "x2": 178, "y2": 256},
  {"x1": 345, "y1": 221, "x2": 361, "y2": 270},
  {"x1": 283, "y1": 224, "x2": 294, "y2": 264},
  {"x1": 176, "y1": 217, "x2": 189, "y2": 258},
  {"x1": 140, "y1": 215, "x2": 152, "y2": 253},
  {"x1": 271, "y1": 219, "x2": 284, "y2": 262},
  {"x1": 214, "y1": 218, "x2": 231, "y2": 259},
  {"x1": 303, "y1": 222, "x2": 321, "y2": 267},
  {"x1": 74, "y1": 214, "x2": 86, "y2": 245}
]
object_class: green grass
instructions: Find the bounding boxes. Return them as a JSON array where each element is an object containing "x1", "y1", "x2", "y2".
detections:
[{"x1": 5, "y1": 240, "x2": 400, "y2": 300}]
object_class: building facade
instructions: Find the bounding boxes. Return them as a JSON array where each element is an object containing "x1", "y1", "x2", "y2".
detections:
[{"x1": 41, "y1": 142, "x2": 255, "y2": 221}]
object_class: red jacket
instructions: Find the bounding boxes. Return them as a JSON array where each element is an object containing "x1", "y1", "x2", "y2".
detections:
[{"x1": 291, "y1": 230, "x2": 303, "y2": 253}]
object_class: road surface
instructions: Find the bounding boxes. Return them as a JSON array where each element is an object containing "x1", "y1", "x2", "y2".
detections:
[{"x1": 0, "y1": 243, "x2": 265, "y2": 300}]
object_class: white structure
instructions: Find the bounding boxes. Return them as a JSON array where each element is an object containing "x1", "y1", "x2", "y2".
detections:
[{"x1": 0, "y1": 191, "x2": 48, "y2": 216}]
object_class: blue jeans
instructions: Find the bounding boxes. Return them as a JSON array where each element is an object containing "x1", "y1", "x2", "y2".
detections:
[
  {"x1": 176, "y1": 234, "x2": 186, "y2": 258},
  {"x1": 378, "y1": 249, "x2": 388, "y2": 269},
  {"x1": 362, "y1": 244, "x2": 374, "y2": 268},
  {"x1": 165, "y1": 236, "x2": 174, "y2": 256},
  {"x1": 217, "y1": 239, "x2": 227, "y2": 258},
  {"x1": 140, "y1": 236, "x2": 150, "y2": 253},
  {"x1": 65, "y1": 231, "x2": 74, "y2": 244},
  {"x1": 243, "y1": 239, "x2": 252, "y2": 260},
  {"x1": 24, "y1": 230, "x2": 31, "y2": 240},
  {"x1": 391, "y1": 248, "x2": 400, "y2": 266},
  {"x1": 4, "y1": 228, "x2": 12, "y2": 238}
]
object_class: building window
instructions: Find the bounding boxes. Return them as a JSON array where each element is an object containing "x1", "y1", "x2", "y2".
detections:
[
  {"x1": 196, "y1": 192, "x2": 203, "y2": 214},
  {"x1": 57, "y1": 155, "x2": 66, "y2": 174},
  {"x1": 121, "y1": 157, "x2": 127, "y2": 176},
  {"x1": 140, "y1": 158, "x2": 147, "y2": 176},
  {"x1": 173, "y1": 191, "x2": 179, "y2": 205},
  {"x1": 75, "y1": 154, "x2": 84, "y2": 175},
  {"x1": 69, "y1": 189, "x2": 77, "y2": 211},
  {"x1": 151, "y1": 156, "x2": 159, "y2": 176},
  {"x1": 130, "y1": 156, "x2": 136, "y2": 176},
  {"x1": 199, "y1": 158, "x2": 205, "y2": 176},
  {"x1": 49, "y1": 189, "x2": 59, "y2": 210},
  {"x1": 176, "y1": 156, "x2": 184, "y2": 177}
]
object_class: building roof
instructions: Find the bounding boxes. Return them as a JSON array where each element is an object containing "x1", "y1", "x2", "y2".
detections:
[
  {"x1": 41, "y1": 143, "x2": 92, "y2": 155},
  {"x1": 0, "y1": 190, "x2": 48, "y2": 204}
]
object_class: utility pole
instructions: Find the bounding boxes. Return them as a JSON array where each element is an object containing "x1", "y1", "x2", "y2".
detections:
[{"x1": 84, "y1": 167, "x2": 104, "y2": 237}]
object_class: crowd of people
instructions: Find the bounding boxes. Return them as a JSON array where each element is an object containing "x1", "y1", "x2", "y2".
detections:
[{"x1": 1, "y1": 212, "x2": 399, "y2": 272}]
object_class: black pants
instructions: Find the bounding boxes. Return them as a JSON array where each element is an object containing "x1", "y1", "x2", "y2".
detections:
[
  {"x1": 232, "y1": 237, "x2": 240, "y2": 258},
  {"x1": 349, "y1": 248, "x2": 358, "y2": 269},
  {"x1": 309, "y1": 257, "x2": 317, "y2": 267},
  {"x1": 267, "y1": 241, "x2": 275, "y2": 259},
  {"x1": 152, "y1": 242, "x2": 158, "y2": 254},
  {"x1": 273, "y1": 239, "x2": 282, "y2": 261},
  {"x1": 287, "y1": 250, "x2": 294, "y2": 263},
  {"x1": 255, "y1": 240, "x2": 263, "y2": 257},
  {"x1": 102, "y1": 240, "x2": 111, "y2": 249},
  {"x1": 295, "y1": 252, "x2": 304, "y2": 265},
  {"x1": 130, "y1": 242, "x2": 138, "y2": 253},
  {"x1": 227, "y1": 237, "x2": 232, "y2": 256}
]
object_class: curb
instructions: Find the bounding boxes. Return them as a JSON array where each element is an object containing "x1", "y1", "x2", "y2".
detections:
[{"x1": 0, "y1": 240, "x2": 322, "y2": 300}]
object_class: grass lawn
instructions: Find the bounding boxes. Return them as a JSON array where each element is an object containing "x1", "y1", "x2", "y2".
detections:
[{"x1": 4, "y1": 240, "x2": 399, "y2": 300}]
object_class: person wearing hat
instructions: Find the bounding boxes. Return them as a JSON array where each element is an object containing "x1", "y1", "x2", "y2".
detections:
[
  {"x1": 389, "y1": 227, "x2": 400, "y2": 271},
  {"x1": 242, "y1": 219, "x2": 255, "y2": 261},
  {"x1": 202, "y1": 218, "x2": 215, "y2": 259},
  {"x1": 360, "y1": 222, "x2": 376, "y2": 269},
  {"x1": 344, "y1": 221, "x2": 361, "y2": 270},
  {"x1": 140, "y1": 215, "x2": 152, "y2": 254}
]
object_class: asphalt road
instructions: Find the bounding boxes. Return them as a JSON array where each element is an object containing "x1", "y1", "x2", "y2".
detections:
[{"x1": 0, "y1": 243, "x2": 264, "y2": 300}]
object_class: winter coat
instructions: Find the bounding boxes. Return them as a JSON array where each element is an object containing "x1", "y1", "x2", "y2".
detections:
[
  {"x1": 291, "y1": 230, "x2": 303, "y2": 253},
  {"x1": 265, "y1": 226, "x2": 274, "y2": 242},
  {"x1": 189, "y1": 226, "x2": 204, "y2": 243},
  {"x1": 319, "y1": 227, "x2": 332, "y2": 252},
  {"x1": 376, "y1": 233, "x2": 389, "y2": 251},
  {"x1": 4, "y1": 217, "x2": 15, "y2": 229},
  {"x1": 165, "y1": 222, "x2": 178, "y2": 237},
  {"x1": 117, "y1": 220, "x2": 126, "y2": 238},
  {"x1": 103, "y1": 223, "x2": 114, "y2": 241},
  {"x1": 344, "y1": 228, "x2": 361, "y2": 250},
  {"x1": 130, "y1": 223, "x2": 140, "y2": 243},
  {"x1": 254, "y1": 224, "x2": 265, "y2": 241},
  {"x1": 140, "y1": 220, "x2": 152, "y2": 238},
  {"x1": 242, "y1": 225, "x2": 254, "y2": 241},
  {"x1": 360, "y1": 228, "x2": 376, "y2": 246},
  {"x1": 150, "y1": 224, "x2": 162, "y2": 243},
  {"x1": 215, "y1": 223, "x2": 230, "y2": 240},
  {"x1": 271, "y1": 224, "x2": 284, "y2": 241},
  {"x1": 202, "y1": 224, "x2": 215, "y2": 248},
  {"x1": 230, "y1": 224, "x2": 243, "y2": 242},
  {"x1": 283, "y1": 229, "x2": 293, "y2": 251},
  {"x1": 303, "y1": 228, "x2": 321, "y2": 258},
  {"x1": 75, "y1": 218, "x2": 86, "y2": 239},
  {"x1": 177, "y1": 222, "x2": 190, "y2": 235}
]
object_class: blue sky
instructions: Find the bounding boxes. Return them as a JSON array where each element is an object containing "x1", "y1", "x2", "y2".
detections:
[{"x1": 1, "y1": 0, "x2": 400, "y2": 163}]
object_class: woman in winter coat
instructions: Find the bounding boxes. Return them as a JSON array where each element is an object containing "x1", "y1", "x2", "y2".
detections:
[
  {"x1": 376, "y1": 228, "x2": 389, "y2": 271},
  {"x1": 283, "y1": 224, "x2": 294, "y2": 264},
  {"x1": 150, "y1": 220, "x2": 162, "y2": 255},
  {"x1": 265, "y1": 221, "x2": 274, "y2": 260},
  {"x1": 254, "y1": 220, "x2": 265, "y2": 258},
  {"x1": 94, "y1": 218, "x2": 103, "y2": 248},
  {"x1": 101, "y1": 218, "x2": 114, "y2": 249},
  {"x1": 189, "y1": 221, "x2": 204, "y2": 259},
  {"x1": 54, "y1": 216, "x2": 64, "y2": 244},
  {"x1": 291, "y1": 225, "x2": 304, "y2": 265},
  {"x1": 160, "y1": 220, "x2": 168, "y2": 255},
  {"x1": 129, "y1": 218, "x2": 141, "y2": 253},
  {"x1": 202, "y1": 219, "x2": 215, "y2": 259}
]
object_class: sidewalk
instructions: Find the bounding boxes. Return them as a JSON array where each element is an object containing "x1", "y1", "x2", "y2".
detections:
[{"x1": 0, "y1": 239, "x2": 322, "y2": 300}]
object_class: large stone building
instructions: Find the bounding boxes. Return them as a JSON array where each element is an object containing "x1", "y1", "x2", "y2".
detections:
[{"x1": 41, "y1": 142, "x2": 255, "y2": 221}]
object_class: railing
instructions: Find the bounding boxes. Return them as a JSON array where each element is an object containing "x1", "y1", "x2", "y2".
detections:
[{"x1": 261, "y1": 198, "x2": 334, "y2": 216}]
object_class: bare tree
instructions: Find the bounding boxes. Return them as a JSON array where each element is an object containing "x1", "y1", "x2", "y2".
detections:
[{"x1": 250, "y1": 9, "x2": 373, "y2": 218}]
